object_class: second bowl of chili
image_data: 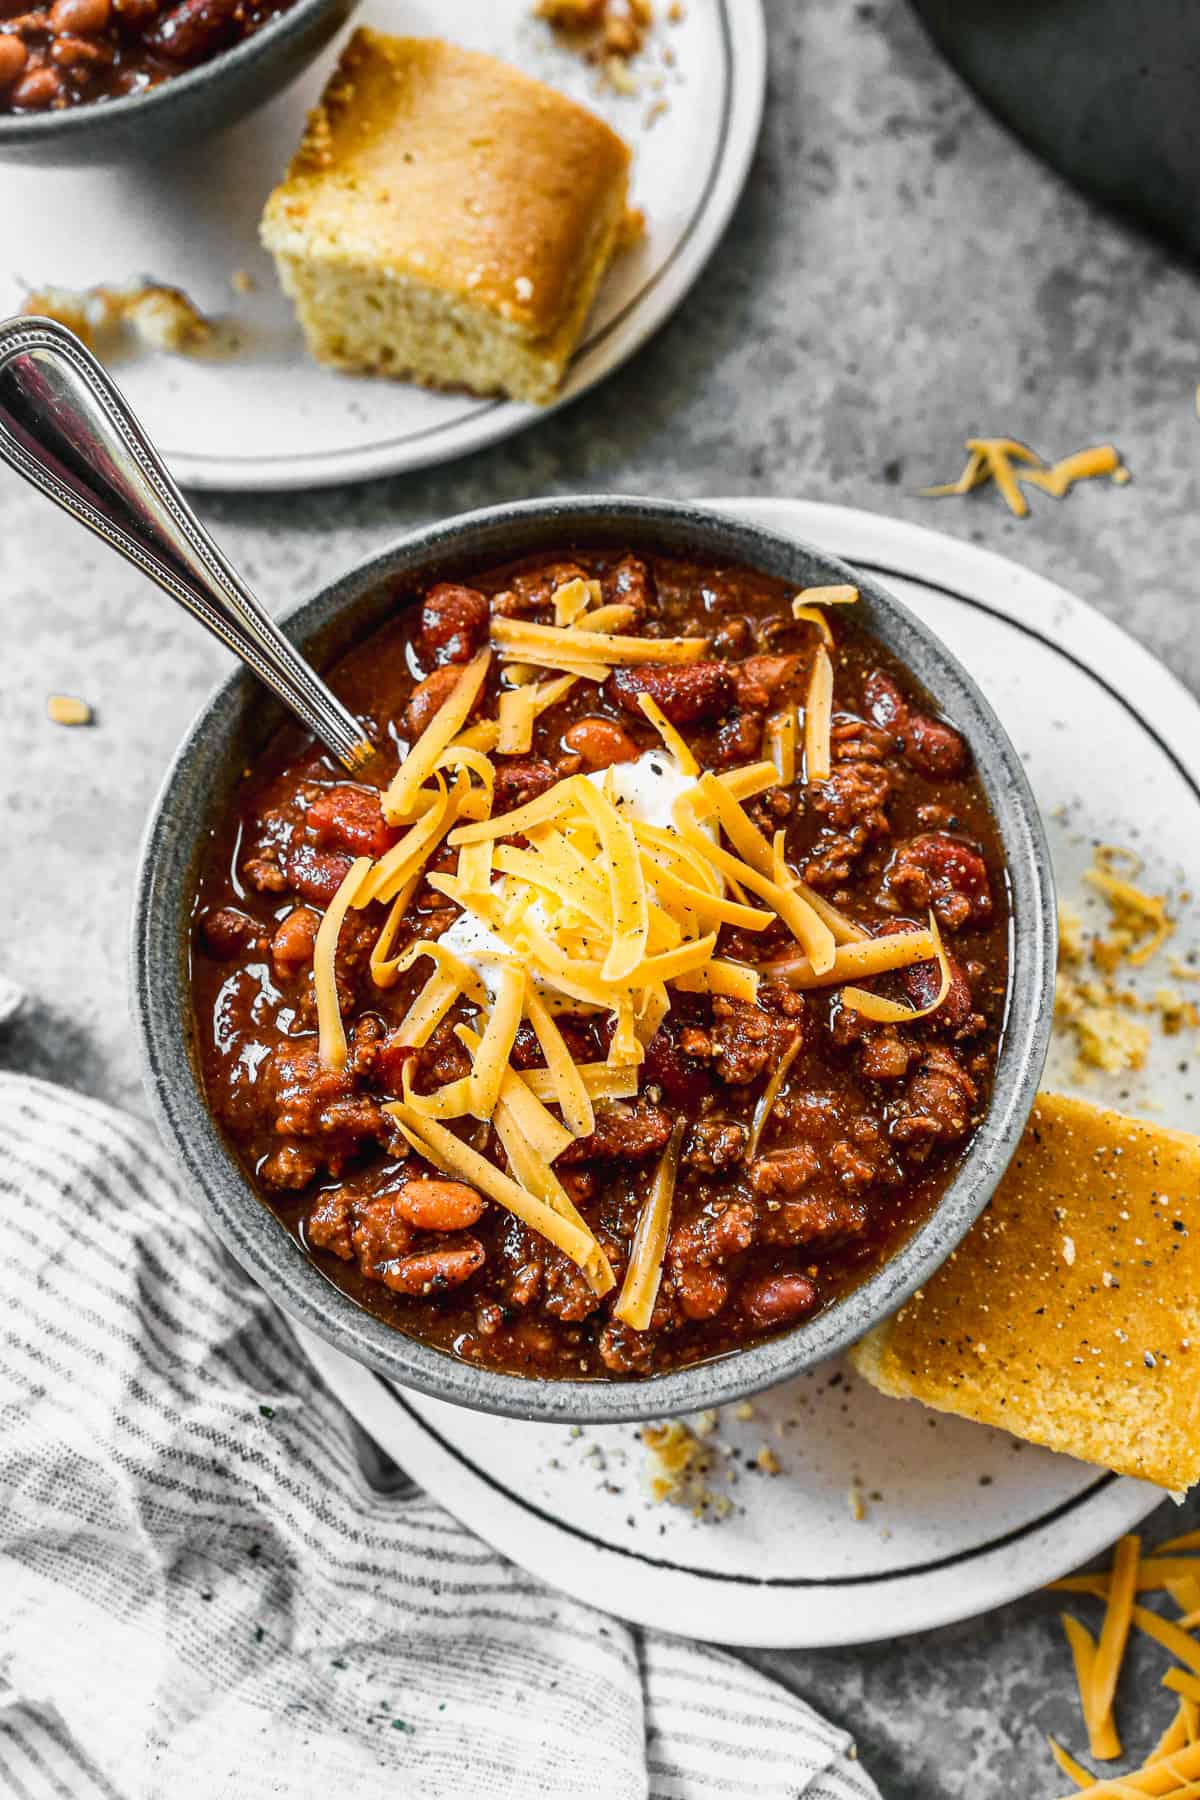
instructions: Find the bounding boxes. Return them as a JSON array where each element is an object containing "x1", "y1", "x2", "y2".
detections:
[
  {"x1": 0, "y1": 0, "x2": 352, "y2": 162},
  {"x1": 133, "y1": 496, "x2": 1056, "y2": 1423}
]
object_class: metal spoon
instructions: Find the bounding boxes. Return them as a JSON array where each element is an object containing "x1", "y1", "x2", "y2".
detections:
[{"x1": 0, "y1": 315, "x2": 376, "y2": 774}]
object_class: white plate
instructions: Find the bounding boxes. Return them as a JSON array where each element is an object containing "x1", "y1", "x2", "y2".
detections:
[
  {"x1": 2, "y1": 0, "x2": 763, "y2": 492},
  {"x1": 297, "y1": 499, "x2": 1200, "y2": 1649}
]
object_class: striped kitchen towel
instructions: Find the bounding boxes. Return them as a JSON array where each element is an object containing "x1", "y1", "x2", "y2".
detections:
[{"x1": 0, "y1": 1073, "x2": 879, "y2": 1800}]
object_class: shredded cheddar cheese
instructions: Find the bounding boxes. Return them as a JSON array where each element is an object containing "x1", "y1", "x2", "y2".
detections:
[
  {"x1": 1047, "y1": 1532, "x2": 1200, "y2": 1794},
  {"x1": 923, "y1": 436, "x2": 1129, "y2": 518},
  {"x1": 804, "y1": 644, "x2": 833, "y2": 782},
  {"x1": 299, "y1": 568, "x2": 920, "y2": 1312},
  {"x1": 613, "y1": 1119, "x2": 685, "y2": 1329},
  {"x1": 314, "y1": 856, "x2": 373, "y2": 1069},
  {"x1": 840, "y1": 911, "x2": 950, "y2": 1023}
]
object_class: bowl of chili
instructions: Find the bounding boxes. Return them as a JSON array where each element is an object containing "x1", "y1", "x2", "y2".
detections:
[
  {"x1": 133, "y1": 496, "x2": 1056, "y2": 1423},
  {"x1": 0, "y1": 0, "x2": 353, "y2": 163}
]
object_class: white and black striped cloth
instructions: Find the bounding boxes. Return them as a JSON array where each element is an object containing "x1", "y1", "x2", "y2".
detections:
[{"x1": 0, "y1": 1074, "x2": 879, "y2": 1800}]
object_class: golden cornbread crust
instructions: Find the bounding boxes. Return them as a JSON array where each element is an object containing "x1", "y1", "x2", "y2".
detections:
[
  {"x1": 850, "y1": 1093, "x2": 1200, "y2": 1490},
  {"x1": 260, "y1": 31, "x2": 632, "y2": 403}
]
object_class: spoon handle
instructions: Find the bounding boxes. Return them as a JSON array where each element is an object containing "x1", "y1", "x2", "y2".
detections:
[{"x1": 0, "y1": 315, "x2": 376, "y2": 775}]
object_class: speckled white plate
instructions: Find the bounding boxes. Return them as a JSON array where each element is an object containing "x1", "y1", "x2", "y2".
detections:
[
  {"x1": 1, "y1": 0, "x2": 763, "y2": 492},
  {"x1": 297, "y1": 499, "x2": 1200, "y2": 1648}
]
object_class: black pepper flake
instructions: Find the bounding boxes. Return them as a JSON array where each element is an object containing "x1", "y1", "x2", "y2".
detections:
[
  {"x1": 259, "y1": 1404, "x2": 275, "y2": 1419},
  {"x1": 391, "y1": 1720, "x2": 414, "y2": 1734},
  {"x1": 1145, "y1": 1351, "x2": 1158, "y2": 1369}
]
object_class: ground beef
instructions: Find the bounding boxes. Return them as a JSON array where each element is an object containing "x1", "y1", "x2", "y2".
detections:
[
  {"x1": 682, "y1": 999, "x2": 801, "y2": 1087},
  {"x1": 556, "y1": 1100, "x2": 674, "y2": 1165}
]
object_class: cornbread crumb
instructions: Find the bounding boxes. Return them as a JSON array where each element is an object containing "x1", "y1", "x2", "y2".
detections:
[
  {"x1": 732, "y1": 1401, "x2": 754, "y2": 1422},
  {"x1": 231, "y1": 269, "x2": 256, "y2": 295},
  {"x1": 122, "y1": 285, "x2": 212, "y2": 354},
  {"x1": 537, "y1": 0, "x2": 653, "y2": 60},
  {"x1": 46, "y1": 694, "x2": 93, "y2": 727},
  {"x1": 755, "y1": 1445, "x2": 781, "y2": 1475},
  {"x1": 848, "y1": 1480, "x2": 866, "y2": 1521},
  {"x1": 1053, "y1": 847, "x2": 1190, "y2": 1076},
  {"x1": 21, "y1": 281, "x2": 211, "y2": 356},
  {"x1": 642, "y1": 1417, "x2": 736, "y2": 1518}
]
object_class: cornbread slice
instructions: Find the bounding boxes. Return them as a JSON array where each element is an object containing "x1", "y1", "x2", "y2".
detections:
[
  {"x1": 850, "y1": 1093, "x2": 1200, "y2": 1490},
  {"x1": 260, "y1": 31, "x2": 632, "y2": 404}
]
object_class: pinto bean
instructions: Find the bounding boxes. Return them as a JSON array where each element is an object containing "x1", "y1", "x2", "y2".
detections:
[
  {"x1": 608, "y1": 661, "x2": 733, "y2": 725},
  {"x1": 10, "y1": 60, "x2": 60, "y2": 104},
  {"x1": 149, "y1": 0, "x2": 243, "y2": 61},
  {"x1": 419, "y1": 583, "x2": 489, "y2": 666},
  {"x1": 739, "y1": 1271, "x2": 818, "y2": 1329},
  {"x1": 393, "y1": 1179, "x2": 484, "y2": 1231},
  {"x1": 0, "y1": 32, "x2": 28, "y2": 84},
  {"x1": 50, "y1": 27, "x2": 110, "y2": 62},
  {"x1": 380, "y1": 1240, "x2": 485, "y2": 1296},
  {"x1": 561, "y1": 716, "x2": 640, "y2": 770},
  {"x1": 270, "y1": 906, "x2": 320, "y2": 979},
  {"x1": 49, "y1": 0, "x2": 109, "y2": 29}
]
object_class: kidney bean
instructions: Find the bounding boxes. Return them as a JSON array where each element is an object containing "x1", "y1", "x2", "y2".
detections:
[
  {"x1": 393, "y1": 1179, "x2": 484, "y2": 1232},
  {"x1": 306, "y1": 784, "x2": 398, "y2": 858},
  {"x1": 419, "y1": 583, "x2": 489, "y2": 667},
  {"x1": 281, "y1": 842, "x2": 354, "y2": 907},
  {"x1": 739, "y1": 1271, "x2": 818, "y2": 1329},
  {"x1": 608, "y1": 661, "x2": 733, "y2": 725},
  {"x1": 10, "y1": 60, "x2": 60, "y2": 104},
  {"x1": 49, "y1": 0, "x2": 109, "y2": 29},
  {"x1": 492, "y1": 758, "x2": 557, "y2": 813},
  {"x1": 149, "y1": 0, "x2": 242, "y2": 62},
  {"x1": 902, "y1": 711, "x2": 968, "y2": 778},
  {"x1": 405, "y1": 665, "x2": 473, "y2": 738},
  {"x1": 862, "y1": 668, "x2": 908, "y2": 733},
  {"x1": 561, "y1": 716, "x2": 639, "y2": 770},
  {"x1": 381, "y1": 1240, "x2": 485, "y2": 1297},
  {"x1": 0, "y1": 33, "x2": 28, "y2": 82},
  {"x1": 270, "y1": 906, "x2": 320, "y2": 979}
]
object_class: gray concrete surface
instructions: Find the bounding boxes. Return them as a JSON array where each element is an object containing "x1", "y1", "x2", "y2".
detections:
[{"x1": 3, "y1": 1, "x2": 1199, "y2": 1794}]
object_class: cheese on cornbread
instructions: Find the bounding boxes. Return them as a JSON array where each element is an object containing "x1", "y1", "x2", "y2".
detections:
[
  {"x1": 850, "y1": 1093, "x2": 1200, "y2": 1491},
  {"x1": 260, "y1": 31, "x2": 632, "y2": 404}
]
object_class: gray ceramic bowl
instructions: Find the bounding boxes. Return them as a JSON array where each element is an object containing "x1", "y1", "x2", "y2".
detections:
[
  {"x1": 133, "y1": 496, "x2": 1056, "y2": 1424},
  {"x1": 0, "y1": 0, "x2": 352, "y2": 165}
]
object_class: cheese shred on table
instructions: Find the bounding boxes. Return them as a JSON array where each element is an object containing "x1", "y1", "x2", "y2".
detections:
[
  {"x1": 1045, "y1": 1533, "x2": 1200, "y2": 1794},
  {"x1": 306, "y1": 577, "x2": 961, "y2": 1323},
  {"x1": 922, "y1": 436, "x2": 1129, "y2": 518}
]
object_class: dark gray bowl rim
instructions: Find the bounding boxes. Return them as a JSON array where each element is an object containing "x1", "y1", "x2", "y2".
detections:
[
  {"x1": 132, "y1": 494, "x2": 1057, "y2": 1425},
  {"x1": 0, "y1": 0, "x2": 340, "y2": 144}
]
